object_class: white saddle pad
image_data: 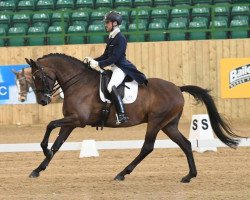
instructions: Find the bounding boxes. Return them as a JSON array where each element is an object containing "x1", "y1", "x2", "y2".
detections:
[{"x1": 99, "y1": 80, "x2": 138, "y2": 104}]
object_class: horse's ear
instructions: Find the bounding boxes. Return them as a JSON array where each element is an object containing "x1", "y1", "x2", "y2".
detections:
[
  {"x1": 22, "y1": 68, "x2": 25, "y2": 75},
  {"x1": 30, "y1": 59, "x2": 38, "y2": 69},
  {"x1": 30, "y1": 59, "x2": 35, "y2": 65},
  {"x1": 11, "y1": 69, "x2": 18, "y2": 75},
  {"x1": 25, "y1": 58, "x2": 31, "y2": 65}
]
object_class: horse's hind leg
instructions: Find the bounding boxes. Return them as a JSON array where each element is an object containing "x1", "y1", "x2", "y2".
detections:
[
  {"x1": 162, "y1": 116, "x2": 197, "y2": 183},
  {"x1": 29, "y1": 126, "x2": 74, "y2": 178},
  {"x1": 115, "y1": 121, "x2": 161, "y2": 181}
]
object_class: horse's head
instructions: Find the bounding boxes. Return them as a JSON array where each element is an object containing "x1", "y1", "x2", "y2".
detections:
[
  {"x1": 12, "y1": 68, "x2": 30, "y2": 102},
  {"x1": 25, "y1": 58, "x2": 56, "y2": 106}
]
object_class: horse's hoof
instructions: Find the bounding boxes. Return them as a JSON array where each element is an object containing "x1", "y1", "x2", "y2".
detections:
[
  {"x1": 181, "y1": 172, "x2": 197, "y2": 183},
  {"x1": 29, "y1": 171, "x2": 40, "y2": 178},
  {"x1": 181, "y1": 177, "x2": 190, "y2": 183},
  {"x1": 114, "y1": 174, "x2": 125, "y2": 181}
]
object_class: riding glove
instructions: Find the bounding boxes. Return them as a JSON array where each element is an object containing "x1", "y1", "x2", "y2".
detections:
[
  {"x1": 83, "y1": 57, "x2": 92, "y2": 63},
  {"x1": 89, "y1": 59, "x2": 99, "y2": 69}
]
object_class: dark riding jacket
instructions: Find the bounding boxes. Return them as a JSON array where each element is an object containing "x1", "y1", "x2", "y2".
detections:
[{"x1": 94, "y1": 32, "x2": 148, "y2": 85}]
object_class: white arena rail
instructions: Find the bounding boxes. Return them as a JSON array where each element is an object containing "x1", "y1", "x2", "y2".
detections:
[{"x1": 0, "y1": 138, "x2": 249, "y2": 155}]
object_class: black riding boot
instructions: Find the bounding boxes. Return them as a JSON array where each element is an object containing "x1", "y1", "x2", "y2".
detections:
[{"x1": 111, "y1": 86, "x2": 129, "y2": 124}]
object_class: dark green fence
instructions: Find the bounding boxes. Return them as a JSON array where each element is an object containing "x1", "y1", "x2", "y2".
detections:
[{"x1": 0, "y1": 2, "x2": 249, "y2": 46}]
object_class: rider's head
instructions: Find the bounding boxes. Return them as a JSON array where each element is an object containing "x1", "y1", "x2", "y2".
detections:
[{"x1": 103, "y1": 11, "x2": 122, "y2": 32}]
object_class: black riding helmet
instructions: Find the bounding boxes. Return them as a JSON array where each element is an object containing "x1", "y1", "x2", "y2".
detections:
[{"x1": 103, "y1": 11, "x2": 122, "y2": 25}]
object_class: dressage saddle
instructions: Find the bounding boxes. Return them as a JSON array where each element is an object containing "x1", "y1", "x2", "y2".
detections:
[{"x1": 100, "y1": 70, "x2": 133, "y2": 101}]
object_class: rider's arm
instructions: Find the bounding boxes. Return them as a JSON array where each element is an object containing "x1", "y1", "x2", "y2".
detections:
[
  {"x1": 98, "y1": 36, "x2": 126, "y2": 68},
  {"x1": 94, "y1": 52, "x2": 108, "y2": 62}
]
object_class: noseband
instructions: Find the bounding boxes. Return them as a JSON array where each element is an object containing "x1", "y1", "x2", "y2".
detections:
[
  {"x1": 32, "y1": 65, "x2": 57, "y2": 99},
  {"x1": 32, "y1": 62, "x2": 87, "y2": 99}
]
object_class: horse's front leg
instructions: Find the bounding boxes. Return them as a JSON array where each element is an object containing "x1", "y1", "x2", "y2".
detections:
[
  {"x1": 40, "y1": 115, "x2": 79, "y2": 157},
  {"x1": 40, "y1": 120, "x2": 57, "y2": 157},
  {"x1": 29, "y1": 115, "x2": 83, "y2": 178},
  {"x1": 29, "y1": 126, "x2": 74, "y2": 178}
]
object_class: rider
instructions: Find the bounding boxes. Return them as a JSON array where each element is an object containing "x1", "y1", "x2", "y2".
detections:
[{"x1": 84, "y1": 11, "x2": 148, "y2": 125}]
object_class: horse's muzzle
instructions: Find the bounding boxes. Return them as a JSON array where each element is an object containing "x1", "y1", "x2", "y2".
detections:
[
  {"x1": 18, "y1": 95, "x2": 27, "y2": 102},
  {"x1": 19, "y1": 97, "x2": 26, "y2": 102},
  {"x1": 39, "y1": 98, "x2": 51, "y2": 106},
  {"x1": 39, "y1": 99, "x2": 48, "y2": 106}
]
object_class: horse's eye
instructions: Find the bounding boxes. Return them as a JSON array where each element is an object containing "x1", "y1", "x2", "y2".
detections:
[{"x1": 33, "y1": 75, "x2": 41, "y2": 80}]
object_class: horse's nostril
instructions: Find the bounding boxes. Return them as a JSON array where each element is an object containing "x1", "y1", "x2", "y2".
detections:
[
  {"x1": 20, "y1": 99, "x2": 25, "y2": 102},
  {"x1": 40, "y1": 99, "x2": 47, "y2": 106}
]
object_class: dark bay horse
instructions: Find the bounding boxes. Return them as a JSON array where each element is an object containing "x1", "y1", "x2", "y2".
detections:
[
  {"x1": 12, "y1": 67, "x2": 63, "y2": 103},
  {"x1": 25, "y1": 53, "x2": 242, "y2": 183}
]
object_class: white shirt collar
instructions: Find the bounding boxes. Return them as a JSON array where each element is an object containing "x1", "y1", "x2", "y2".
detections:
[{"x1": 109, "y1": 27, "x2": 120, "y2": 38}]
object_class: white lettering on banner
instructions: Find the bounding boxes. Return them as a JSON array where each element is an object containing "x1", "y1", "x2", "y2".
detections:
[
  {"x1": 0, "y1": 86, "x2": 7, "y2": 95},
  {"x1": 229, "y1": 65, "x2": 250, "y2": 88}
]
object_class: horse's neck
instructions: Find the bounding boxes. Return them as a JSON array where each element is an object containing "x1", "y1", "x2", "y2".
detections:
[{"x1": 52, "y1": 61, "x2": 98, "y2": 90}]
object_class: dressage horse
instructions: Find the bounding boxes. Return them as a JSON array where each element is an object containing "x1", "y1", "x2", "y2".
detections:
[
  {"x1": 26, "y1": 53, "x2": 242, "y2": 183},
  {"x1": 12, "y1": 67, "x2": 63, "y2": 103}
]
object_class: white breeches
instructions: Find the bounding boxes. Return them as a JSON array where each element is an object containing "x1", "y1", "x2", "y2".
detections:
[{"x1": 107, "y1": 65, "x2": 126, "y2": 93}]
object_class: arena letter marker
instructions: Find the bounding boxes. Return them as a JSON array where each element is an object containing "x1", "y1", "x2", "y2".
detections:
[
  {"x1": 79, "y1": 140, "x2": 99, "y2": 158},
  {"x1": 189, "y1": 114, "x2": 217, "y2": 153}
]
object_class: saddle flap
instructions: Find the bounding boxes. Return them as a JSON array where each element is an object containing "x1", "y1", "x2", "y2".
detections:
[{"x1": 99, "y1": 70, "x2": 138, "y2": 104}]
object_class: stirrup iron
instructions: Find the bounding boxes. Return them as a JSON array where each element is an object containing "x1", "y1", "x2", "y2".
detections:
[{"x1": 115, "y1": 113, "x2": 128, "y2": 125}]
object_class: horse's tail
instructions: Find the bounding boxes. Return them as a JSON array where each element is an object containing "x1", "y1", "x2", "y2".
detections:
[{"x1": 180, "y1": 85, "x2": 240, "y2": 149}]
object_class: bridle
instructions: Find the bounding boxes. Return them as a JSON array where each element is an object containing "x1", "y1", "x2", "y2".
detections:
[
  {"x1": 31, "y1": 63, "x2": 84, "y2": 99},
  {"x1": 32, "y1": 64, "x2": 59, "y2": 99}
]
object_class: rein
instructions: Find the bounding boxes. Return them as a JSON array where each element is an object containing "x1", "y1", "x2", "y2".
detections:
[
  {"x1": 50, "y1": 63, "x2": 97, "y2": 97},
  {"x1": 32, "y1": 67, "x2": 85, "y2": 98},
  {"x1": 52, "y1": 72, "x2": 85, "y2": 97},
  {"x1": 32, "y1": 59, "x2": 97, "y2": 99}
]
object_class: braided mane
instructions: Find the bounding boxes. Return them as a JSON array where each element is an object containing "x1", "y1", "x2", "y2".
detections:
[{"x1": 37, "y1": 53, "x2": 87, "y2": 68}]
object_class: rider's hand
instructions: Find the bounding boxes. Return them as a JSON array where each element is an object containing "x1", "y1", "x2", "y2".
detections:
[
  {"x1": 83, "y1": 56, "x2": 92, "y2": 64},
  {"x1": 89, "y1": 59, "x2": 99, "y2": 69}
]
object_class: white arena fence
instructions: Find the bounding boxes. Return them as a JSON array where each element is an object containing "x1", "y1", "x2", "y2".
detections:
[{"x1": 0, "y1": 138, "x2": 249, "y2": 156}]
